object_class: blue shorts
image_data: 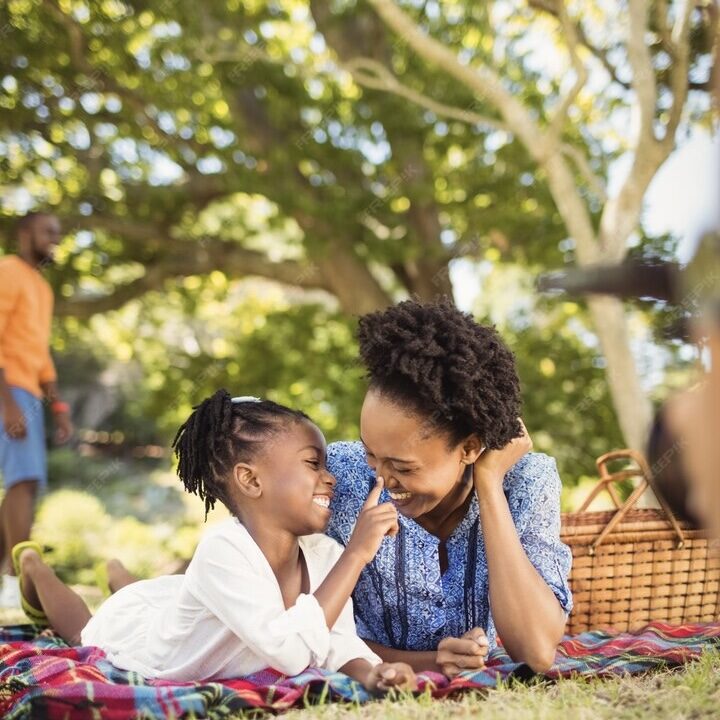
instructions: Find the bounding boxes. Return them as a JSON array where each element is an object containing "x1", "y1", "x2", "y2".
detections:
[{"x1": 0, "y1": 386, "x2": 47, "y2": 491}]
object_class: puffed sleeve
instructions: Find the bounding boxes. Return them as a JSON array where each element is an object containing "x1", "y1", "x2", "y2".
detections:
[
  {"x1": 507, "y1": 453, "x2": 574, "y2": 614},
  {"x1": 326, "y1": 441, "x2": 375, "y2": 547},
  {"x1": 185, "y1": 527, "x2": 331, "y2": 677}
]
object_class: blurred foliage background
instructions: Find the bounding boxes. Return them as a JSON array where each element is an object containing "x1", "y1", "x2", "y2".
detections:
[{"x1": 0, "y1": 0, "x2": 714, "y2": 582}]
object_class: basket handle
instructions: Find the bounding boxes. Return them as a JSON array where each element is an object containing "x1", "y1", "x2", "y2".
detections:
[{"x1": 578, "y1": 449, "x2": 686, "y2": 555}]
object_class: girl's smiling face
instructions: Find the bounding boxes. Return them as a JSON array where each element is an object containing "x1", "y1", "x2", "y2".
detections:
[
  {"x1": 245, "y1": 419, "x2": 336, "y2": 535},
  {"x1": 360, "y1": 390, "x2": 483, "y2": 520}
]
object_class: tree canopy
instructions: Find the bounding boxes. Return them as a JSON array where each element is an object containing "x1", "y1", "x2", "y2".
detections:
[{"x1": 1, "y1": 0, "x2": 714, "y2": 482}]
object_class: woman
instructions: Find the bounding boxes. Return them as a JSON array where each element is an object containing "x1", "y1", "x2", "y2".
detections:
[{"x1": 325, "y1": 299, "x2": 572, "y2": 675}]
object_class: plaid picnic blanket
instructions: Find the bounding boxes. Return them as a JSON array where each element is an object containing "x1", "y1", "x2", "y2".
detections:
[{"x1": 1, "y1": 621, "x2": 718, "y2": 718}]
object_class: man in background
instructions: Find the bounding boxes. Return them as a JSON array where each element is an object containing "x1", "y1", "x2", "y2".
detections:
[{"x1": 0, "y1": 211, "x2": 73, "y2": 608}]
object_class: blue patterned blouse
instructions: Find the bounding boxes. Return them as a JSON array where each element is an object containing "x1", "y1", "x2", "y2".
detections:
[{"x1": 326, "y1": 441, "x2": 573, "y2": 652}]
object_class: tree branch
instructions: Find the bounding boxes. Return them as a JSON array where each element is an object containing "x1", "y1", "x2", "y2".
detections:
[
  {"x1": 527, "y1": 0, "x2": 630, "y2": 89},
  {"x1": 654, "y1": 0, "x2": 675, "y2": 55},
  {"x1": 193, "y1": 42, "x2": 277, "y2": 67},
  {"x1": 627, "y1": 0, "x2": 659, "y2": 142},
  {"x1": 56, "y1": 268, "x2": 165, "y2": 319},
  {"x1": 365, "y1": 0, "x2": 547, "y2": 156},
  {"x1": 560, "y1": 144, "x2": 607, "y2": 202},
  {"x1": 364, "y1": 0, "x2": 600, "y2": 267},
  {"x1": 55, "y1": 242, "x2": 331, "y2": 319},
  {"x1": 354, "y1": 0, "x2": 602, "y2": 273},
  {"x1": 597, "y1": 0, "x2": 695, "y2": 259},
  {"x1": 309, "y1": 0, "x2": 453, "y2": 299},
  {"x1": 65, "y1": 215, "x2": 162, "y2": 244},
  {"x1": 547, "y1": 3, "x2": 589, "y2": 143},
  {"x1": 223, "y1": 78, "x2": 393, "y2": 311},
  {"x1": 662, "y1": 0, "x2": 695, "y2": 147},
  {"x1": 342, "y1": 57, "x2": 509, "y2": 132},
  {"x1": 63, "y1": 172, "x2": 232, "y2": 254}
]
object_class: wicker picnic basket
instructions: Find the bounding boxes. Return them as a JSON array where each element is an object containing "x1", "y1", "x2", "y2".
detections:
[{"x1": 561, "y1": 449, "x2": 720, "y2": 634}]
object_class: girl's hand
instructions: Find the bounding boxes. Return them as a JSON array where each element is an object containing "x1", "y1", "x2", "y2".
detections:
[
  {"x1": 436, "y1": 627, "x2": 489, "y2": 678},
  {"x1": 474, "y1": 419, "x2": 532, "y2": 491},
  {"x1": 364, "y1": 662, "x2": 417, "y2": 693},
  {"x1": 346, "y1": 477, "x2": 399, "y2": 565}
]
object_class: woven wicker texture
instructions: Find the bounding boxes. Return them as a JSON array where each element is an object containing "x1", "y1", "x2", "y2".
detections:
[{"x1": 561, "y1": 450, "x2": 720, "y2": 634}]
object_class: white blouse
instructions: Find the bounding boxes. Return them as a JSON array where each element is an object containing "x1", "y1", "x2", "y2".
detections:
[{"x1": 81, "y1": 518, "x2": 380, "y2": 681}]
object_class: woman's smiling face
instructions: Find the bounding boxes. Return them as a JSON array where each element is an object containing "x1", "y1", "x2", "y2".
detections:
[{"x1": 360, "y1": 389, "x2": 481, "y2": 519}]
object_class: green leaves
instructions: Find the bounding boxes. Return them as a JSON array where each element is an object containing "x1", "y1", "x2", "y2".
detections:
[{"x1": 2, "y1": 0, "x2": 707, "y2": 480}]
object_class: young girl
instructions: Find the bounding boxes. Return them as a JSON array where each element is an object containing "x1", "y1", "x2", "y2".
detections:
[{"x1": 13, "y1": 390, "x2": 416, "y2": 692}]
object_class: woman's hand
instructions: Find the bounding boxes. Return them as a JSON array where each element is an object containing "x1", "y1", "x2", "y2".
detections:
[
  {"x1": 364, "y1": 661, "x2": 417, "y2": 693},
  {"x1": 474, "y1": 419, "x2": 532, "y2": 491},
  {"x1": 345, "y1": 477, "x2": 399, "y2": 565},
  {"x1": 436, "y1": 627, "x2": 489, "y2": 678}
]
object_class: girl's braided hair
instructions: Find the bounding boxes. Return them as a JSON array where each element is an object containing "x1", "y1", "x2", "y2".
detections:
[
  {"x1": 172, "y1": 389, "x2": 310, "y2": 518},
  {"x1": 357, "y1": 298, "x2": 522, "y2": 449}
]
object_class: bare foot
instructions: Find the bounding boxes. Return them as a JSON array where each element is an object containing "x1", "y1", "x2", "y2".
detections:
[
  {"x1": 106, "y1": 559, "x2": 139, "y2": 594},
  {"x1": 18, "y1": 548, "x2": 43, "y2": 610}
]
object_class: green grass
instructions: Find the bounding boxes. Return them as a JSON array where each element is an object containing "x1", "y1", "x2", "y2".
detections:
[{"x1": 281, "y1": 651, "x2": 720, "y2": 720}]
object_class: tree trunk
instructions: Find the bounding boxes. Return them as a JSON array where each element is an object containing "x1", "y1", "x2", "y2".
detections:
[
  {"x1": 543, "y1": 155, "x2": 654, "y2": 455},
  {"x1": 587, "y1": 295, "x2": 654, "y2": 452},
  {"x1": 588, "y1": 296, "x2": 657, "y2": 506},
  {"x1": 314, "y1": 243, "x2": 393, "y2": 315}
]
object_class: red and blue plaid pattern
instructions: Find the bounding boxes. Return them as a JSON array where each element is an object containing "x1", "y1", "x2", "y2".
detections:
[{"x1": 1, "y1": 622, "x2": 718, "y2": 718}]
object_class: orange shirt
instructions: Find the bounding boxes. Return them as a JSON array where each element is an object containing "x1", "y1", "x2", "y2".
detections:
[{"x1": 0, "y1": 255, "x2": 57, "y2": 398}]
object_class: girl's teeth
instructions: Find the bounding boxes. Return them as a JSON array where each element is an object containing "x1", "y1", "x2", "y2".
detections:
[
  {"x1": 390, "y1": 491, "x2": 412, "y2": 500},
  {"x1": 312, "y1": 496, "x2": 330, "y2": 508}
]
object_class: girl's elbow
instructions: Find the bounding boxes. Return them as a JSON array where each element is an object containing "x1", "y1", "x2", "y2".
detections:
[{"x1": 271, "y1": 641, "x2": 326, "y2": 676}]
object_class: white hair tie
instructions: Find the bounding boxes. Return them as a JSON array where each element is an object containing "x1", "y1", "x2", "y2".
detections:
[{"x1": 231, "y1": 396, "x2": 262, "y2": 403}]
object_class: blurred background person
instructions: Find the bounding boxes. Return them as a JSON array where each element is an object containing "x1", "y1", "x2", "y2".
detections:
[
  {"x1": 0, "y1": 211, "x2": 73, "y2": 608},
  {"x1": 663, "y1": 228, "x2": 720, "y2": 537}
]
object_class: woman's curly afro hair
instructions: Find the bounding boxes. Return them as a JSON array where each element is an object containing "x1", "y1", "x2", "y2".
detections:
[{"x1": 357, "y1": 298, "x2": 522, "y2": 449}]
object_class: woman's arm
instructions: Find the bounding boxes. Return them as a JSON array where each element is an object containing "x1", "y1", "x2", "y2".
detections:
[
  {"x1": 364, "y1": 630, "x2": 489, "y2": 676},
  {"x1": 477, "y1": 478, "x2": 566, "y2": 672},
  {"x1": 474, "y1": 432, "x2": 568, "y2": 672},
  {"x1": 363, "y1": 641, "x2": 439, "y2": 672}
]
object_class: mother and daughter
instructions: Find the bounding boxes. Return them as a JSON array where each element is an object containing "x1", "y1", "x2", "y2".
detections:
[{"x1": 12, "y1": 300, "x2": 572, "y2": 689}]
